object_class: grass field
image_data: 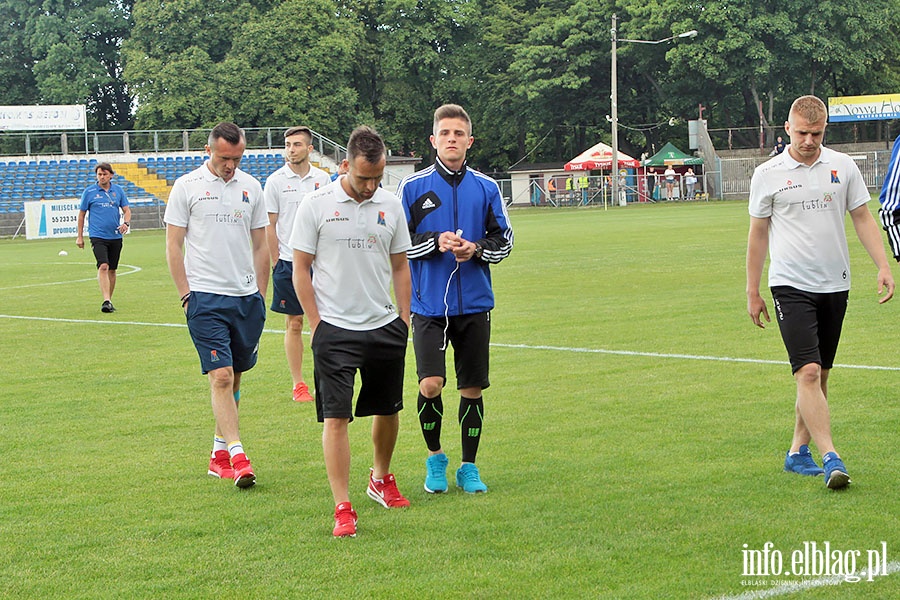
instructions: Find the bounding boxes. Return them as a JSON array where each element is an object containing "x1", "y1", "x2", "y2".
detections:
[{"x1": 1, "y1": 201, "x2": 898, "y2": 599}]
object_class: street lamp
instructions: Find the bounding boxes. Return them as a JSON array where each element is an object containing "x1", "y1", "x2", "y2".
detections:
[{"x1": 610, "y1": 14, "x2": 697, "y2": 206}]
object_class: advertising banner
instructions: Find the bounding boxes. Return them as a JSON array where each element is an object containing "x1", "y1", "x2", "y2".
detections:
[
  {"x1": 24, "y1": 199, "x2": 85, "y2": 240},
  {"x1": 0, "y1": 105, "x2": 87, "y2": 131},
  {"x1": 828, "y1": 94, "x2": 900, "y2": 122}
]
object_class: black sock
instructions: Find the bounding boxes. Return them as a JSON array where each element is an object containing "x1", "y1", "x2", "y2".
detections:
[
  {"x1": 418, "y1": 392, "x2": 443, "y2": 452},
  {"x1": 459, "y1": 395, "x2": 484, "y2": 463}
]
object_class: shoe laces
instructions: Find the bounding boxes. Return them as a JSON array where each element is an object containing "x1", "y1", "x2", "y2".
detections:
[
  {"x1": 427, "y1": 456, "x2": 447, "y2": 478},
  {"x1": 212, "y1": 450, "x2": 231, "y2": 468},
  {"x1": 794, "y1": 453, "x2": 819, "y2": 469},
  {"x1": 459, "y1": 464, "x2": 480, "y2": 482},
  {"x1": 374, "y1": 475, "x2": 405, "y2": 504},
  {"x1": 335, "y1": 505, "x2": 357, "y2": 527}
]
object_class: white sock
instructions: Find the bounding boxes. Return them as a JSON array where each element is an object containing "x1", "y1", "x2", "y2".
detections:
[{"x1": 227, "y1": 441, "x2": 245, "y2": 459}]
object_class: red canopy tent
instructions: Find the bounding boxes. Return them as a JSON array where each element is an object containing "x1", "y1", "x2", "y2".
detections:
[{"x1": 564, "y1": 142, "x2": 640, "y2": 171}]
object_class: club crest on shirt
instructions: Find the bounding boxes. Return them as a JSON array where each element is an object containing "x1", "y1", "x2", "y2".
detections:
[
  {"x1": 377, "y1": 211, "x2": 386, "y2": 226},
  {"x1": 242, "y1": 190, "x2": 250, "y2": 203},
  {"x1": 831, "y1": 170, "x2": 840, "y2": 183}
]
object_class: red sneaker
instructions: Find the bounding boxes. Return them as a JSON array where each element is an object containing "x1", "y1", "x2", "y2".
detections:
[
  {"x1": 333, "y1": 502, "x2": 358, "y2": 538},
  {"x1": 207, "y1": 450, "x2": 234, "y2": 479},
  {"x1": 231, "y1": 453, "x2": 256, "y2": 488},
  {"x1": 366, "y1": 470, "x2": 410, "y2": 508},
  {"x1": 292, "y1": 381, "x2": 313, "y2": 403}
]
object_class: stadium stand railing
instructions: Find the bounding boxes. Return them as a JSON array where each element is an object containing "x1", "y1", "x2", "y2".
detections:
[{"x1": 0, "y1": 152, "x2": 292, "y2": 215}]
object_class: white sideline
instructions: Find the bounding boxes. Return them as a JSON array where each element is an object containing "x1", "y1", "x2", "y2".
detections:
[
  {"x1": 708, "y1": 561, "x2": 900, "y2": 600},
  {"x1": 0, "y1": 263, "x2": 142, "y2": 290},
  {"x1": 1, "y1": 314, "x2": 900, "y2": 372}
]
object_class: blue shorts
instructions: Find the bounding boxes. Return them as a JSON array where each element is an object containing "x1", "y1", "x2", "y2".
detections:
[
  {"x1": 185, "y1": 291, "x2": 266, "y2": 374},
  {"x1": 270, "y1": 259, "x2": 305, "y2": 315},
  {"x1": 310, "y1": 318, "x2": 408, "y2": 422}
]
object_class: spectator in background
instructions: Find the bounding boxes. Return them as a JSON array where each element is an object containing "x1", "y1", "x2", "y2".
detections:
[
  {"x1": 664, "y1": 166, "x2": 677, "y2": 201},
  {"x1": 684, "y1": 168, "x2": 698, "y2": 200},
  {"x1": 76, "y1": 162, "x2": 131, "y2": 313},
  {"x1": 770, "y1": 135, "x2": 787, "y2": 156},
  {"x1": 265, "y1": 126, "x2": 331, "y2": 403}
]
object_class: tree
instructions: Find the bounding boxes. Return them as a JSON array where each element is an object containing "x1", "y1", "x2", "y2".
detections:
[
  {"x1": 0, "y1": 0, "x2": 134, "y2": 129},
  {"x1": 222, "y1": 0, "x2": 363, "y2": 137}
]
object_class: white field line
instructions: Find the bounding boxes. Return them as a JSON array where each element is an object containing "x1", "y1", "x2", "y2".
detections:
[
  {"x1": 2, "y1": 313, "x2": 900, "y2": 372},
  {"x1": 0, "y1": 263, "x2": 142, "y2": 290},
  {"x1": 708, "y1": 561, "x2": 900, "y2": 600}
]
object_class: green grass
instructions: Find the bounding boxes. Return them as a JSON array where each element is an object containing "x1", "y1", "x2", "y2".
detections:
[{"x1": 1, "y1": 201, "x2": 898, "y2": 599}]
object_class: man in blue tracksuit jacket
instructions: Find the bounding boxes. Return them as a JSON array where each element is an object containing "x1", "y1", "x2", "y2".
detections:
[
  {"x1": 398, "y1": 103, "x2": 513, "y2": 495},
  {"x1": 879, "y1": 134, "x2": 900, "y2": 261}
]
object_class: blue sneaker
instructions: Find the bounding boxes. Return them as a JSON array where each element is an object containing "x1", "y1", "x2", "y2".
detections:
[
  {"x1": 424, "y1": 453, "x2": 449, "y2": 494},
  {"x1": 822, "y1": 452, "x2": 851, "y2": 490},
  {"x1": 456, "y1": 463, "x2": 488, "y2": 493},
  {"x1": 784, "y1": 445, "x2": 824, "y2": 476}
]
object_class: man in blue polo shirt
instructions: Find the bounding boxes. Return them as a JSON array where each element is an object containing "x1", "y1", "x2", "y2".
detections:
[{"x1": 76, "y1": 162, "x2": 131, "y2": 313}]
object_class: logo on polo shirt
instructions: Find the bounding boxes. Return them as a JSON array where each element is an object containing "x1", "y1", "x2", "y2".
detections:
[
  {"x1": 326, "y1": 209, "x2": 350, "y2": 223},
  {"x1": 831, "y1": 170, "x2": 840, "y2": 183},
  {"x1": 377, "y1": 211, "x2": 386, "y2": 226},
  {"x1": 242, "y1": 190, "x2": 250, "y2": 203},
  {"x1": 777, "y1": 178, "x2": 803, "y2": 194}
]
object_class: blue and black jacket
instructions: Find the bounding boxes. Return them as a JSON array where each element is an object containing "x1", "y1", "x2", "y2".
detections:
[
  {"x1": 879, "y1": 134, "x2": 900, "y2": 261},
  {"x1": 398, "y1": 158, "x2": 514, "y2": 318}
]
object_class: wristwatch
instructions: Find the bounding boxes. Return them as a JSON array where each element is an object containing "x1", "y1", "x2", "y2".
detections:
[{"x1": 473, "y1": 243, "x2": 484, "y2": 259}]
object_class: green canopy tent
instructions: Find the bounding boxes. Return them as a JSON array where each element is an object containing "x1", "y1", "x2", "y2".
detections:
[
  {"x1": 642, "y1": 142, "x2": 703, "y2": 166},
  {"x1": 643, "y1": 142, "x2": 704, "y2": 200}
]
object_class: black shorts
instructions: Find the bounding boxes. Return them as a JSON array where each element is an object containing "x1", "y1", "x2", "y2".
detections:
[
  {"x1": 270, "y1": 259, "x2": 304, "y2": 315},
  {"x1": 411, "y1": 311, "x2": 491, "y2": 390},
  {"x1": 310, "y1": 318, "x2": 408, "y2": 422},
  {"x1": 771, "y1": 286, "x2": 848, "y2": 373},
  {"x1": 90, "y1": 237, "x2": 123, "y2": 270}
]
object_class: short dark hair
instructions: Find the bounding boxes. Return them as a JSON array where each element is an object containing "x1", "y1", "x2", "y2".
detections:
[
  {"x1": 95, "y1": 162, "x2": 114, "y2": 175},
  {"x1": 346, "y1": 126, "x2": 385, "y2": 164},
  {"x1": 433, "y1": 104, "x2": 472, "y2": 136},
  {"x1": 208, "y1": 122, "x2": 245, "y2": 147},
  {"x1": 284, "y1": 126, "x2": 313, "y2": 143}
]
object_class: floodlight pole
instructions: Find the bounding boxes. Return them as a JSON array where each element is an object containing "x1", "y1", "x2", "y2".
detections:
[
  {"x1": 610, "y1": 18, "x2": 698, "y2": 207},
  {"x1": 611, "y1": 14, "x2": 619, "y2": 211}
]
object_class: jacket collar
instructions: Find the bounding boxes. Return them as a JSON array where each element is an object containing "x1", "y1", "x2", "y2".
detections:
[{"x1": 435, "y1": 157, "x2": 467, "y2": 185}]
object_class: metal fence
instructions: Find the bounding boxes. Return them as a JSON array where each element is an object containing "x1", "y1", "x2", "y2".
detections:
[
  {"x1": 717, "y1": 149, "x2": 894, "y2": 199},
  {"x1": 0, "y1": 127, "x2": 346, "y2": 165}
]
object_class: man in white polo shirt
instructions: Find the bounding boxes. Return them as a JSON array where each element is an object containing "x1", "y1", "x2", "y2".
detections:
[
  {"x1": 265, "y1": 126, "x2": 331, "y2": 403},
  {"x1": 290, "y1": 125, "x2": 412, "y2": 538},
  {"x1": 165, "y1": 122, "x2": 270, "y2": 490},
  {"x1": 746, "y1": 95, "x2": 894, "y2": 490}
]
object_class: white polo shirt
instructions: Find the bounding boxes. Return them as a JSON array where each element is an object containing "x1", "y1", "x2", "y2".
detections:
[
  {"x1": 289, "y1": 181, "x2": 411, "y2": 331},
  {"x1": 264, "y1": 163, "x2": 331, "y2": 262},
  {"x1": 164, "y1": 163, "x2": 268, "y2": 296},
  {"x1": 749, "y1": 146, "x2": 870, "y2": 293}
]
